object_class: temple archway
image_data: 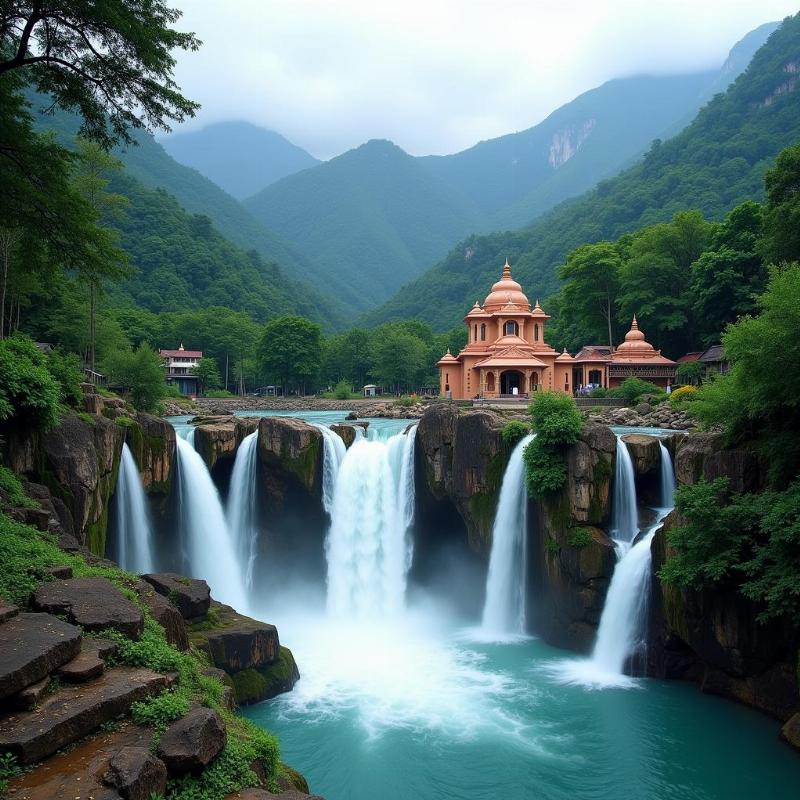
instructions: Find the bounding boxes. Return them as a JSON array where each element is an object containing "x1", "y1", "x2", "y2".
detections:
[{"x1": 500, "y1": 370, "x2": 523, "y2": 395}]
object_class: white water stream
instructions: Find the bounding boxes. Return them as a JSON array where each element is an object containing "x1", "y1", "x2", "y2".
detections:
[
  {"x1": 114, "y1": 443, "x2": 155, "y2": 574},
  {"x1": 227, "y1": 430, "x2": 259, "y2": 591},
  {"x1": 325, "y1": 426, "x2": 417, "y2": 618},
  {"x1": 480, "y1": 434, "x2": 536, "y2": 637}
]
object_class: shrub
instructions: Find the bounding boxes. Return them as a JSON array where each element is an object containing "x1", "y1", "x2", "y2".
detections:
[
  {"x1": 669, "y1": 385, "x2": 698, "y2": 404},
  {"x1": 0, "y1": 335, "x2": 61, "y2": 431},
  {"x1": 392, "y1": 395, "x2": 420, "y2": 407},
  {"x1": 332, "y1": 380, "x2": 354, "y2": 400},
  {"x1": 501, "y1": 420, "x2": 530, "y2": 446},
  {"x1": 204, "y1": 389, "x2": 236, "y2": 398},
  {"x1": 102, "y1": 343, "x2": 165, "y2": 412},
  {"x1": 528, "y1": 391, "x2": 583, "y2": 448},
  {"x1": 130, "y1": 689, "x2": 190, "y2": 733},
  {"x1": 47, "y1": 349, "x2": 84, "y2": 408},
  {"x1": 0, "y1": 466, "x2": 37, "y2": 509},
  {"x1": 523, "y1": 438, "x2": 568, "y2": 497},
  {"x1": 589, "y1": 387, "x2": 608, "y2": 398},
  {"x1": 675, "y1": 361, "x2": 704, "y2": 386},
  {"x1": 618, "y1": 377, "x2": 664, "y2": 406},
  {"x1": 567, "y1": 527, "x2": 593, "y2": 548}
]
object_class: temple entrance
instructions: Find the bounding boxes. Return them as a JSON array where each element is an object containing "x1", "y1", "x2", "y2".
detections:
[{"x1": 500, "y1": 370, "x2": 523, "y2": 396}]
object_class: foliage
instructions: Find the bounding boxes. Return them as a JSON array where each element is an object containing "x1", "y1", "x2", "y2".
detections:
[
  {"x1": 761, "y1": 143, "x2": 800, "y2": 264},
  {"x1": 46, "y1": 349, "x2": 84, "y2": 408},
  {"x1": 528, "y1": 391, "x2": 583, "y2": 448},
  {"x1": 501, "y1": 421, "x2": 530, "y2": 447},
  {"x1": 523, "y1": 438, "x2": 568, "y2": 498},
  {"x1": 130, "y1": 689, "x2": 190, "y2": 734},
  {"x1": 193, "y1": 357, "x2": 222, "y2": 393},
  {"x1": 0, "y1": 335, "x2": 61, "y2": 431},
  {"x1": 669, "y1": 385, "x2": 698, "y2": 404},
  {"x1": 258, "y1": 316, "x2": 323, "y2": 394},
  {"x1": 0, "y1": 1, "x2": 200, "y2": 149},
  {"x1": 331, "y1": 380, "x2": 355, "y2": 400},
  {"x1": 675, "y1": 361, "x2": 704, "y2": 386},
  {"x1": 203, "y1": 389, "x2": 236, "y2": 399},
  {"x1": 0, "y1": 752, "x2": 21, "y2": 794},
  {"x1": 567, "y1": 527, "x2": 593, "y2": 548},
  {"x1": 0, "y1": 466, "x2": 37, "y2": 509},
  {"x1": 690, "y1": 264, "x2": 800, "y2": 486},
  {"x1": 103, "y1": 343, "x2": 165, "y2": 412},
  {"x1": 661, "y1": 479, "x2": 800, "y2": 621},
  {"x1": 617, "y1": 378, "x2": 665, "y2": 406}
]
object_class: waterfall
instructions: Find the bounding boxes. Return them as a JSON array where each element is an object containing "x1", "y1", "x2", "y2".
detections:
[
  {"x1": 114, "y1": 443, "x2": 155, "y2": 574},
  {"x1": 325, "y1": 426, "x2": 417, "y2": 618},
  {"x1": 481, "y1": 434, "x2": 535, "y2": 636},
  {"x1": 175, "y1": 435, "x2": 246, "y2": 611},
  {"x1": 584, "y1": 440, "x2": 677, "y2": 679},
  {"x1": 227, "y1": 431, "x2": 259, "y2": 591},
  {"x1": 314, "y1": 425, "x2": 347, "y2": 513},
  {"x1": 610, "y1": 436, "x2": 638, "y2": 548}
]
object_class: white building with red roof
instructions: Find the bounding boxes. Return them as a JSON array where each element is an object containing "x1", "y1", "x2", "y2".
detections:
[{"x1": 159, "y1": 343, "x2": 203, "y2": 398}]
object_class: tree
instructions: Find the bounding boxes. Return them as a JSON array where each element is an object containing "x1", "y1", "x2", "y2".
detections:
[
  {"x1": 192, "y1": 357, "x2": 221, "y2": 394},
  {"x1": 761, "y1": 143, "x2": 800, "y2": 264},
  {"x1": 0, "y1": 227, "x2": 21, "y2": 339},
  {"x1": 0, "y1": 334, "x2": 60, "y2": 430},
  {"x1": 369, "y1": 328, "x2": 427, "y2": 394},
  {"x1": 0, "y1": 1, "x2": 200, "y2": 148},
  {"x1": 102, "y1": 342, "x2": 165, "y2": 412},
  {"x1": 557, "y1": 241, "x2": 622, "y2": 349},
  {"x1": 257, "y1": 316, "x2": 322, "y2": 395},
  {"x1": 71, "y1": 139, "x2": 128, "y2": 373}
]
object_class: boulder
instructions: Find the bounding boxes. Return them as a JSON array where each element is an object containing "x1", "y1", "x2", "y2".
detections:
[
  {"x1": 781, "y1": 713, "x2": 800, "y2": 751},
  {"x1": 193, "y1": 417, "x2": 259, "y2": 472},
  {"x1": 125, "y1": 413, "x2": 177, "y2": 495},
  {"x1": 10, "y1": 677, "x2": 50, "y2": 711},
  {"x1": 0, "y1": 612, "x2": 82, "y2": 700},
  {"x1": 141, "y1": 572, "x2": 210, "y2": 621},
  {"x1": 45, "y1": 564, "x2": 74, "y2": 580},
  {"x1": 0, "y1": 600, "x2": 19, "y2": 623},
  {"x1": 0, "y1": 666, "x2": 168, "y2": 764},
  {"x1": 621, "y1": 434, "x2": 661, "y2": 477},
  {"x1": 104, "y1": 745, "x2": 168, "y2": 800},
  {"x1": 136, "y1": 580, "x2": 189, "y2": 650},
  {"x1": 201, "y1": 603, "x2": 280, "y2": 672},
  {"x1": 33, "y1": 577, "x2": 144, "y2": 639},
  {"x1": 57, "y1": 649, "x2": 105, "y2": 683},
  {"x1": 257, "y1": 417, "x2": 323, "y2": 494},
  {"x1": 330, "y1": 424, "x2": 357, "y2": 448},
  {"x1": 157, "y1": 707, "x2": 226, "y2": 774}
]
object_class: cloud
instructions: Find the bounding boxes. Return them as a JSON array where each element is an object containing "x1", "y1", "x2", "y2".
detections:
[{"x1": 167, "y1": 0, "x2": 797, "y2": 158}]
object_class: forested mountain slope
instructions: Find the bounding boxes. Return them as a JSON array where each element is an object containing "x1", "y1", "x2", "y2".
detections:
[
  {"x1": 161, "y1": 121, "x2": 320, "y2": 199},
  {"x1": 363, "y1": 14, "x2": 800, "y2": 330}
]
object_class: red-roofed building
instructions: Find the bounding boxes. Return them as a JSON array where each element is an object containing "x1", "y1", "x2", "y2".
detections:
[{"x1": 159, "y1": 343, "x2": 203, "y2": 398}]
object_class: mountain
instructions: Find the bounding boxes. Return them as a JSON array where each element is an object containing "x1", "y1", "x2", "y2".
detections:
[
  {"x1": 160, "y1": 121, "x2": 320, "y2": 199},
  {"x1": 242, "y1": 22, "x2": 775, "y2": 317},
  {"x1": 363, "y1": 14, "x2": 800, "y2": 330},
  {"x1": 243, "y1": 139, "x2": 484, "y2": 311}
]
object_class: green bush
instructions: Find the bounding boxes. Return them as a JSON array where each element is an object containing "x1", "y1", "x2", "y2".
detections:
[
  {"x1": 528, "y1": 391, "x2": 583, "y2": 448},
  {"x1": 589, "y1": 387, "x2": 608, "y2": 398},
  {"x1": 0, "y1": 752, "x2": 21, "y2": 794},
  {"x1": 0, "y1": 335, "x2": 61, "y2": 431},
  {"x1": 0, "y1": 466, "x2": 38, "y2": 509},
  {"x1": 130, "y1": 689, "x2": 190, "y2": 733},
  {"x1": 332, "y1": 380, "x2": 354, "y2": 400},
  {"x1": 567, "y1": 527, "x2": 593, "y2": 548},
  {"x1": 47, "y1": 349, "x2": 84, "y2": 408},
  {"x1": 523, "y1": 438, "x2": 568, "y2": 497},
  {"x1": 204, "y1": 389, "x2": 236, "y2": 398},
  {"x1": 102, "y1": 343, "x2": 165, "y2": 412},
  {"x1": 500, "y1": 420, "x2": 530, "y2": 446},
  {"x1": 618, "y1": 377, "x2": 664, "y2": 406},
  {"x1": 669, "y1": 385, "x2": 698, "y2": 404}
]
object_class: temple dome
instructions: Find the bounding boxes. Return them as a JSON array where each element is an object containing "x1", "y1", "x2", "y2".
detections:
[
  {"x1": 483, "y1": 259, "x2": 530, "y2": 311},
  {"x1": 615, "y1": 316, "x2": 657, "y2": 356}
]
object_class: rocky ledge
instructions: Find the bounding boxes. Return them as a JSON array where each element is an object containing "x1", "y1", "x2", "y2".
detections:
[{"x1": 588, "y1": 404, "x2": 695, "y2": 430}]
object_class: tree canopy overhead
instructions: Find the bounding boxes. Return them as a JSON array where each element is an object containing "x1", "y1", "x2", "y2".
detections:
[{"x1": 0, "y1": 0, "x2": 200, "y2": 148}]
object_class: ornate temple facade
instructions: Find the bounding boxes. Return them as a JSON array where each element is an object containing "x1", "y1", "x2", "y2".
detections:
[{"x1": 436, "y1": 260, "x2": 676, "y2": 399}]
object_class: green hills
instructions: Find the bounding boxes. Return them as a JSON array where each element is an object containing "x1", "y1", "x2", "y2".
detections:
[
  {"x1": 160, "y1": 120, "x2": 320, "y2": 199},
  {"x1": 363, "y1": 14, "x2": 800, "y2": 330}
]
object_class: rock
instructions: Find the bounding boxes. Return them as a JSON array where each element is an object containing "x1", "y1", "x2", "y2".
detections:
[
  {"x1": 157, "y1": 706, "x2": 226, "y2": 774},
  {"x1": 104, "y1": 745, "x2": 168, "y2": 800},
  {"x1": 201, "y1": 603, "x2": 280, "y2": 672},
  {"x1": 83, "y1": 637, "x2": 120, "y2": 661},
  {"x1": 257, "y1": 416, "x2": 323, "y2": 494},
  {"x1": 57, "y1": 649, "x2": 105, "y2": 682},
  {"x1": 621, "y1": 434, "x2": 661, "y2": 477},
  {"x1": 781, "y1": 713, "x2": 800, "y2": 751},
  {"x1": 129, "y1": 412, "x2": 177, "y2": 494},
  {"x1": 33, "y1": 577, "x2": 144, "y2": 639},
  {"x1": 45, "y1": 564, "x2": 73, "y2": 579},
  {"x1": 0, "y1": 600, "x2": 19, "y2": 623},
  {"x1": 136, "y1": 580, "x2": 189, "y2": 650},
  {"x1": 0, "y1": 612, "x2": 82, "y2": 700},
  {"x1": 10, "y1": 677, "x2": 50, "y2": 711},
  {"x1": 0, "y1": 666, "x2": 168, "y2": 764},
  {"x1": 345, "y1": 411, "x2": 358, "y2": 420},
  {"x1": 192, "y1": 417, "x2": 259, "y2": 472},
  {"x1": 330, "y1": 424, "x2": 357, "y2": 448},
  {"x1": 203, "y1": 667, "x2": 236, "y2": 711},
  {"x1": 228, "y1": 647, "x2": 300, "y2": 705},
  {"x1": 674, "y1": 432, "x2": 763, "y2": 492},
  {"x1": 141, "y1": 572, "x2": 210, "y2": 621},
  {"x1": 635, "y1": 402, "x2": 652, "y2": 415}
]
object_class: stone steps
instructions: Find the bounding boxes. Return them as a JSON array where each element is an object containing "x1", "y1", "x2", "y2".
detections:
[{"x1": 0, "y1": 666, "x2": 169, "y2": 764}]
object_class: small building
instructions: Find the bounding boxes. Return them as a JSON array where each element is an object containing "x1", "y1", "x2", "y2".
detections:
[
  {"x1": 699, "y1": 345, "x2": 728, "y2": 376},
  {"x1": 604, "y1": 316, "x2": 677, "y2": 389},
  {"x1": 159, "y1": 343, "x2": 202, "y2": 398},
  {"x1": 363, "y1": 384, "x2": 377, "y2": 397}
]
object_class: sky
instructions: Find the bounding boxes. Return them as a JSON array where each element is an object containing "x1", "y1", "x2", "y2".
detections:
[{"x1": 167, "y1": 1, "x2": 798, "y2": 159}]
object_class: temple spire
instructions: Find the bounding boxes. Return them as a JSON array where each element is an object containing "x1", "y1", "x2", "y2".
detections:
[{"x1": 502, "y1": 258, "x2": 511, "y2": 279}]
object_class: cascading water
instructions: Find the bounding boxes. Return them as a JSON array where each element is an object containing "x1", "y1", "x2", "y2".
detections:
[
  {"x1": 314, "y1": 425, "x2": 347, "y2": 513},
  {"x1": 227, "y1": 431, "x2": 259, "y2": 591},
  {"x1": 114, "y1": 443, "x2": 155, "y2": 574},
  {"x1": 552, "y1": 438, "x2": 677, "y2": 686},
  {"x1": 610, "y1": 436, "x2": 638, "y2": 549},
  {"x1": 325, "y1": 425, "x2": 417, "y2": 618},
  {"x1": 175, "y1": 434, "x2": 247, "y2": 612},
  {"x1": 480, "y1": 434, "x2": 535, "y2": 636}
]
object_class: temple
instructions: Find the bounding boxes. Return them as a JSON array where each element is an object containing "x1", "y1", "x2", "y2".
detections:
[{"x1": 436, "y1": 260, "x2": 676, "y2": 399}]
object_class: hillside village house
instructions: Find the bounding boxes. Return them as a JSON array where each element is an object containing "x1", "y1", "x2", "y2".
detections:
[
  {"x1": 436, "y1": 260, "x2": 676, "y2": 400},
  {"x1": 159, "y1": 344, "x2": 202, "y2": 398}
]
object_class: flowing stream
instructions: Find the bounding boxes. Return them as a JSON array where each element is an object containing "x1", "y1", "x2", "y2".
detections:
[
  {"x1": 113, "y1": 442, "x2": 155, "y2": 573},
  {"x1": 175, "y1": 432, "x2": 247, "y2": 612},
  {"x1": 610, "y1": 435, "x2": 638, "y2": 548},
  {"x1": 480, "y1": 433, "x2": 535, "y2": 637},
  {"x1": 314, "y1": 424, "x2": 347, "y2": 513},
  {"x1": 227, "y1": 430, "x2": 259, "y2": 591},
  {"x1": 325, "y1": 425, "x2": 417, "y2": 618}
]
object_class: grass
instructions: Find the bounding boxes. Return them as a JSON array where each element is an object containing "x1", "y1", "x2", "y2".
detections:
[{"x1": 0, "y1": 467, "x2": 38, "y2": 510}]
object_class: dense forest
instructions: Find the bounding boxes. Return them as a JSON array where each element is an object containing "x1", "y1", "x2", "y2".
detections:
[{"x1": 365, "y1": 14, "x2": 800, "y2": 330}]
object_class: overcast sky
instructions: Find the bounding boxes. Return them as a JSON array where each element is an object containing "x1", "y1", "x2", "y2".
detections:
[{"x1": 167, "y1": 1, "x2": 798, "y2": 159}]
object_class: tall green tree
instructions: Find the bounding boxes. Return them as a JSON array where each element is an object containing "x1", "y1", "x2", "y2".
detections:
[
  {"x1": 370, "y1": 328, "x2": 427, "y2": 394},
  {"x1": 257, "y1": 316, "x2": 322, "y2": 395},
  {"x1": 192, "y1": 357, "x2": 221, "y2": 394},
  {"x1": 0, "y1": 1, "x2": 200, "y2": 147},
  {"x1": 761, "y1": 143, "x2": 800, "y2": 264},
  {"x1": 103, "y1": 342, "x2": 164, "y2": 412}
]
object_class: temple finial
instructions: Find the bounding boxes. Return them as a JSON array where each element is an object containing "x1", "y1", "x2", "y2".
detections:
[{"x1": 502, "y1": 258, "x2": 511, "y2": 278}]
